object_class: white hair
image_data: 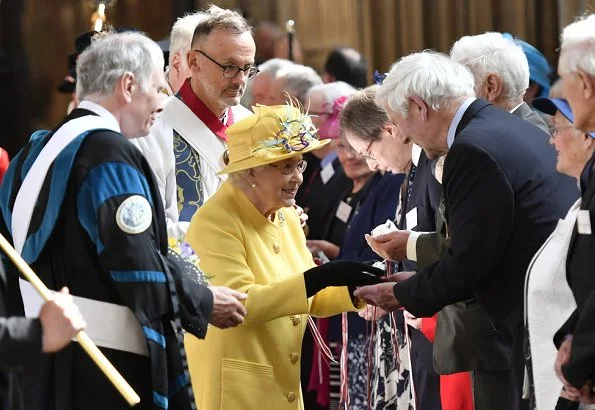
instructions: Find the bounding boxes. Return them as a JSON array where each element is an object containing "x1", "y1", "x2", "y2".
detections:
[
  {"x1": 76, "y1": 31, "x2": 163, "y2": 101},
  {"x1": 306, "y1": 81, "x2": 356, "y2": 108},
  {"x1": 258, "y1": 58, "x2": 293, "y2": 77},
  {"x1": 276, "y1": 64, "x2": 323, "y2": 104},
  {"x1": 450, "y1": 32, "x2": 529, "y2": 101},
  {"x1": 560, "y1": 14, "x2": 595, "y2": 77},
  {"x1": 169, "y1": 12, "x2": 206, "y2": 67},
  {"x1": 376, "y1": 51, "x2": 475, "y2": 117}
]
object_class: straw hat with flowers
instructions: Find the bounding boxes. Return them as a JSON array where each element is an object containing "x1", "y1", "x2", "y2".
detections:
[{"x1": 219, "y1": 100, "x2": 331, "y2": 175}]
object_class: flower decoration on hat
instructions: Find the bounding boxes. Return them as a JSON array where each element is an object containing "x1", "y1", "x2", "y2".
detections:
[
  {"x1": 219, "y1": 98, "x2": 331, "y2": 175},
  {"x1": 251, "y1": 99, "x2": 319, "y2": 160}
]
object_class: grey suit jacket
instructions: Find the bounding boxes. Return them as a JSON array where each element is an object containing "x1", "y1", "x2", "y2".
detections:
[{"x1": 512, "y1": 102, "x2": 550, "y2": 135}]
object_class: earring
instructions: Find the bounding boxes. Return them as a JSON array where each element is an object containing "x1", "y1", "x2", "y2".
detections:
[{"x1": 251, "y1": 183, "x2": 257, "y2": 188}]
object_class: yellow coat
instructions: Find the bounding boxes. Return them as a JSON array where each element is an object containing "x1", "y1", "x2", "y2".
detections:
[{"x1": 184, "y1": 181, "x2": 361, "y2": 410}]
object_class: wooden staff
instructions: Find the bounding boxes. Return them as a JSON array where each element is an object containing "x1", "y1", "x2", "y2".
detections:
[{"x1": 0, "y1": 233, "x2": 140, "y2": 406}]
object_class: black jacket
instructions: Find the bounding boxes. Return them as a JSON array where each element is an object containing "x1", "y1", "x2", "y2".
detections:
[
  {"x1": 554, "y1": 159, "x2": 595, "y2": 389},
  {"x1": 298, "y1": 155, "x2": 352, "y2": 240},
  {"x1": 394, "y1": 99, "x2": 576, "y2": 338},
  {"x1": 0, "y1": 259, "x2": 41, "y2": 410}
]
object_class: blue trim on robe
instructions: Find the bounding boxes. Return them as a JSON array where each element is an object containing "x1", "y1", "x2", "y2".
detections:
[
  {"x1": 20, "y1": 133, "x2": 88, "y2": 264},
  {"x1": 0, "y1": 131, "x2": 50, "y2": 233},
  {"x1": 169, "y1": 373, "x2": 189, "y2": 397},
  {"x1": 0, "y1": 129, "x2": 122, "y2": 264},
  {"x1": 21, "y1": 132, "x2": 50, "y2": 181},
  {"x1": 79, "y1": 161, "x2": 153, "y2": 210},
  {"x1": 153, "y1": 391, "x2": 169, "y2": 409},
  {"x1": 76, "y1": 161, "x2": 153, "y2": 253},
  {"x1": 143, "y1": 326, "x2": 166, "y2": 348},
  {"x1": 28, "y1": 129, "x2": 50, "y2": 142},
  {"x1": 110, "y1": 270, "x2": 167, "y2": 283}
]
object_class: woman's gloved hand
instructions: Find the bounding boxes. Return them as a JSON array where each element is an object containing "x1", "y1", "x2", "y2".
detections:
[{"x1": 303, "y1": 260, "x2": 384, "y2": 297}]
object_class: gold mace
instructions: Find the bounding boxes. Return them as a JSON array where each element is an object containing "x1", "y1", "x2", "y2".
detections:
[{"x1": 0, "y1": 232, "x2": 140, "y2": 406}]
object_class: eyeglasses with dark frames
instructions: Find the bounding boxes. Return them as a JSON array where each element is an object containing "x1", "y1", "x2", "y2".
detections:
[
  {"x1": 194, "y1": 50, "x2": 259, "y2": 80},
  {"x1": 269, "y1": 159, "x2": 308, "y2": 175},
  {"x1": 362, "y1": 139, "x2": 376, "y2": 161}
]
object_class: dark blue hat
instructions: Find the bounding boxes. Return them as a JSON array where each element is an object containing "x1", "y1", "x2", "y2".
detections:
[{"x1": 533, "y1": 97, "x2": 595, "y2": 138}]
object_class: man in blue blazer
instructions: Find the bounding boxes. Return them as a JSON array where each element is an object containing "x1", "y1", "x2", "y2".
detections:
[{"x1": 355, "y1": 51, "x2": 576, "y2": 410}]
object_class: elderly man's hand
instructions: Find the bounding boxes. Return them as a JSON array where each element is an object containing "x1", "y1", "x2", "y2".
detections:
[
  {"x1": 40, "y1": 287, "x2": 87, "y2": 353},
  {"x1": 208, "y1": 286, "x2": 248, "y2": 329},
  {"x1": 555, "y1": 337, "x2": 582, "y2": 400},
  {"x1": 353, "y1": 282, "x2": 402, "y2": 312},
  {"x1": 365, "y1": 230, "x2": 411, "y2": 261}
]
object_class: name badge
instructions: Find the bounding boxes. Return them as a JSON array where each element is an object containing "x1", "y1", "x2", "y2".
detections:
[
  {"x1": 577, "y1": 210, "x2": 592, "y2": 235},
  {"x1": 320, "y1": 163, "x2": 335, "y2": 184},
  {"x1": 335, "y1": 201, "x2": 353, "y2": 223},
  {"x1": 406, "y1": 207, "x2": 418, "y2": 230}
]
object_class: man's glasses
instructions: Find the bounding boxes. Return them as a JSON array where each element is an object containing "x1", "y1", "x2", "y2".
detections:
[
  {"x1": 269, "y1": 159, "x2": 308, "y2": 175},
  {"x1": 362, "y1": 139, "x2": 376, "y2": 161},
  {"x1": 194, "y1": 50, "x2": 259, "y2": 80}
]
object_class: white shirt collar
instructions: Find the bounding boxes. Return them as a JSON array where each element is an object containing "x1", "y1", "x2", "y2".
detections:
[
  {"x1": 77, "y1": 100, "x2": 121, "y2": 133},
  {"x1": 447, "y1": 97, "x2": 476, "y2": 148},
  {"x1": 510, "y1": 102, "x2": 524, "y2": 113},
  {"x1": 220, "y1": 110, "x2": 228, "y2": 125}
]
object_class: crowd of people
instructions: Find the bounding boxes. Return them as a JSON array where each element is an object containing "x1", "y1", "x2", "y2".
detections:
[{"x1": 0, "y1": 4, "x2": 594, "y2": 410}]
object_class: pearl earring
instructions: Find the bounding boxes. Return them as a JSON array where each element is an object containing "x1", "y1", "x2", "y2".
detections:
[{"x1": 251, "y1": 183, "x2": 257, "y2": 188}]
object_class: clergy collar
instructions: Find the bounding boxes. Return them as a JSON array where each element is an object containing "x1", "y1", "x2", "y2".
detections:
[
  {"x1": 78, "y1": 100, "x2": 121, "y2": 133},
  {"x1": 446, "y1": 97, "x2": 476, "y2": 148}
]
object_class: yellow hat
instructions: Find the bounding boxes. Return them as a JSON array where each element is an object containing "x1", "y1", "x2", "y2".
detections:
[{"x1": 219, "y1": 102, "x2": 331, "y2": 175}]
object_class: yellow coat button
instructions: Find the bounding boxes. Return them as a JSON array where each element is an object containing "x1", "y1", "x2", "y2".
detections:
[
  {"x1": 291, "y1": 316, "x2": 301, "y2": 326},
  {"x1": 273, "y1": 243, "x2": 280, "y2": 253},
  {"x1": 287, "y1": 392, "x2": 296, "y2": 402},
  {"x1": 290, "y1": 353, "x2": 299, "y2": 363}
]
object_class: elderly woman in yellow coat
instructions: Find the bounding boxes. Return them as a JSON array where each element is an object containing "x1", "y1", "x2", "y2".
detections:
[{"x1": 184, "y1": 102, "x2": 383, "y2": 410}]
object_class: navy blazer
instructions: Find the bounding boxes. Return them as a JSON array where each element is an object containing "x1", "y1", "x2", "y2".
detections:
[{"x1": 394, "y1": 99, "x2": 577, "y2": 337}]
